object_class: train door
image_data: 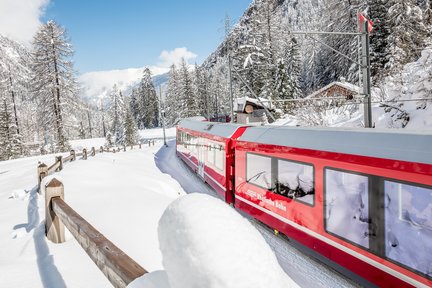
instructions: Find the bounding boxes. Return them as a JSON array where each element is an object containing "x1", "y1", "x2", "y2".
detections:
[{"x1": 197, "y1": 137, "x2": 205, "y2": 179}]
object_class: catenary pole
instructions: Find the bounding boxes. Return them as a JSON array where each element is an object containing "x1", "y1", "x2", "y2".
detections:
[{"x1": 361, "y1": 21, "x2": 372, "y2": 128}]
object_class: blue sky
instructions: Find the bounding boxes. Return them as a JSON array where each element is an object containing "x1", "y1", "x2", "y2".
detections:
[{"x1": 42, "y1": 0, "x2": 252, "y2": 74}]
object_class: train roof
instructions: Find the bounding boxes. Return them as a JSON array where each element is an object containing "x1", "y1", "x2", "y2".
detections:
[
  {"x1": 238, "y1": 126, "x2": 432, "y2": 165},
  {"x1": 178, "y1": 119, "x2": 247, "y2": 139}
]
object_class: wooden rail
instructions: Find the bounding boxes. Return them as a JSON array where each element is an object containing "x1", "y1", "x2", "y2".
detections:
[
  {"x1": 45, "y1": 178, "x2": 147, "y2": 287},
  {"x1": 37, "y1": 142, "x2": 148, "y2": 193},
  {"x1": 38, "y1": 142, "x2": 152, "y2": 286}
]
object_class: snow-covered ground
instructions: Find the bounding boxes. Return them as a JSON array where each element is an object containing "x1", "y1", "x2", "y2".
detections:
[{"x1": 0, "y1": 128, "x2": 358, "y2": 288}]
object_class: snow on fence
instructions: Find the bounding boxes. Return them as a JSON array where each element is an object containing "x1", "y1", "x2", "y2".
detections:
[
  {"x1": 37, "y1": 141, "x2": 156, "y2": 288},
  {"x1": 37, "y1": 141, "x2": 153, "y2": 192},
  {"x1": 44, "y1": 178, "x2": 147, "y2": 287}
]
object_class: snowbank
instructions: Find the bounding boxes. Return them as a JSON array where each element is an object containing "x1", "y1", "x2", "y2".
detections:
[{"x1": 130, "y1": 193, "x2": 299, "y2": 288}]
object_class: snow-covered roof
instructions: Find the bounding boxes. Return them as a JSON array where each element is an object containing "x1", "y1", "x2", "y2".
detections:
[
  {"x1": 178, "y1": 119, "x2": 246, "y2": 139},
  {"x1": 234, "y1": 96, "x2": 274, "y2": 112},
  {"x1": 238, "y1": 126, "x2": 432, "y2": 165},
  {"x1": 306, "y1": 81, "x2": 361, "y2": 99}
]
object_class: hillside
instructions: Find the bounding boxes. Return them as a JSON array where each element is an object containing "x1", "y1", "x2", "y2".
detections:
[{"x1": 193, "y1": 0, "x2": 432, "y2": 130}]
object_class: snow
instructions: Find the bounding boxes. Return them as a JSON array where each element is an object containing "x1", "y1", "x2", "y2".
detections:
[
  {"x1": 0, "y1": 130, "x2": 359, "y2": 288},
  {"x1": 154, "y1": 193, "x2": 299, "y2": 288},
  {"x1": 275, "y1": 47, "x2": 432, "y2": 131}
]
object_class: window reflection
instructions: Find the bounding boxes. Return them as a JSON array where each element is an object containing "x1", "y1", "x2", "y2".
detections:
[
  {"x1": 246, "y1": 153, "x2": 273, "y2": 190},
  {"x1": 277, "y1": 160, "x2": 314, "y2": 205},
  {"x1": 325, "y1": 169, "x2": 370, "y2": 248},
  {"x1": 385, "y1": 181, "x2": 432, "y2": 276}
]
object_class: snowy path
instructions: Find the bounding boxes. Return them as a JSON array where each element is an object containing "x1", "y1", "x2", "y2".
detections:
[{"x1": 156, "y1": 139, "x2": 359, "y2": 288}]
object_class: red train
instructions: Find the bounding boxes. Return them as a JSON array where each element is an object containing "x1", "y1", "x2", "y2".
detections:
[{"x1": 176, "y1": 119, "x2": 432, "y2": 288}]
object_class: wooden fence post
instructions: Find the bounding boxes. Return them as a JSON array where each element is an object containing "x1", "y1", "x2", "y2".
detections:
[
  {"x1": 45, "y1": 178, "x2": 65, "y2": 243},
  {"x1": 139, "y1": 143, "x2": 142, "y2": 149},
  {"x1": 55, "y1": 156, "x2": 63, "y2": 171},
  {"x1": 148, "y1": 140, "x2": 151, "y2": 147},
  {"x1": 37, "y1": 163, "x2": 48, "y2": 193},
  {"x1": 70, "y1": 150, "x2": 76, "y2": 161},
  {"x1": 83, "y1": 148, "x2": 87, "y2": 160},
  {"x1": 100, "y1": 146, "x2": 104, "y2": 153},
  {"x1": 91, "y1": 147, "x2": 96, "y2": 156},
  {"x1": 117, "y1": 147, "x2": 120, "y2": 152},
  {"x1": 123, "y1": 145, "x2": 126, "y2": 152},
  {"x1": 153, "y1": 139, "x2": 155, "y2": 146}
]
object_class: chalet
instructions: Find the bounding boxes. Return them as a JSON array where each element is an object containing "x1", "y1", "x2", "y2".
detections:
[
  {"x1": 234, "y1": 96, "x2": 275, "y2": 124},
  {"x1": 306, "y1": 78, "x2": 361, "y2": 101}
]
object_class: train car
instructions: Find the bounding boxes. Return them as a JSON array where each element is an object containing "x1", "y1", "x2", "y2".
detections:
[
  {"x1": 176, "y1": 119, "x2": 247, "y2": 203},
  {"x1": 234, "y1": 126, "x2": 432, "y2": 288}
]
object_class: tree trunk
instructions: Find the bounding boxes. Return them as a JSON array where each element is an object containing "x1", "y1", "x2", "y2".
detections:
[
  {"x1": 51, "y1": 27, "x2": 65, "y2": 149},
  {"x1": 8, "y1": 75, "x2": 20, "y2": 136}
]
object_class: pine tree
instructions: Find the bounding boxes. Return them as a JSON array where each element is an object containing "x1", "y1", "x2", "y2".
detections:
[
  {"x1": 107, "y1": 85, "x2": 125, "y2": 144},
  {"x1": 193, "y1": 65, "x2": 210, "y2": 117},
  {"x1": 0, "y1": 95, "x2": 21, "y2": 160},
  {"x1": 386, "y1": 0, "x2": 429, "y2": 71},
  {"x1": 136, "y1": 68, "x2": 159, "y2": 128},
  {"x1": 0, "y1": 35, "x2": 33, "y2": 154},
  {"x1": 123, "y1": 103, "x2": 139, "y2": 146},
  {"x1": 165, "y1": 64, "x2": 181, "y2": 125},
  {"x1": 105, "y1": 131, "x2": 113, "y2": 148},
  {"x1": 179, "y1": 58, "x2": 196, "y2": 117},
  {"x1": 31, "y1": 20, "x2": 76, "y2": 152},
  {"x1": 368, "y1": 0, "x2": 392, "y2": 81}
]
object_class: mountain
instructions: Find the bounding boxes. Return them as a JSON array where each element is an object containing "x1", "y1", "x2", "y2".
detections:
[
  {"x1": 0, "y1": 34, "x2": 32, "y2": 82},
  {"x1": 78, "y1": 67, "x2": 169, "y2": 101}
]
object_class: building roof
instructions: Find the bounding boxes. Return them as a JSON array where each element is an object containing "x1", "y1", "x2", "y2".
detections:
[
  {"x1": 306, "y1": 80, "x2": 361, "y2": 99},
  {"x1": 234, "y1": 96, "x2": 275, "y2": 113}
]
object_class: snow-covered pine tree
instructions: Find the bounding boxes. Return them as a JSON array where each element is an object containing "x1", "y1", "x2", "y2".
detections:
[
  {"x1": 368, "y1": 0, "x2": 392, "y2": 82},
  {"x1": 107, "y1": 84, "x2": 125, "y2": 144},
  {"x1": 385, "y1": 0, "x2": 429, "y2": 71},
  {"x1": 31, "y1": 20, "x2": 77, "y2": 152},
  {"x1": 275, "y1": 37, "x2": 301, "y2": 114},
  {"x1": 0, "y1": 94, "x2": 21, "y2": 160},
  {"x1": 104, "y1": 131, "x2": 113, "y2": 148},
  {"x1": 137, "y1": 68, "x2": 159, "y2": 128},
  {"x1": 179, "y1": 58, "x2": 196, "y2": 117},
  {"x1": 193, "y1": 65, "x2": 210, "y2": 117},
  {"x1": 129, "y1": 87, "x2": 140, "y2": 124},
  {"x1": 0, "y1": 35, "x2": 34, "y2": 153},
  {"x1": 123, "y1": 102, "x2": 139, "y2": 146},
  {"x1": 165, "y1": 64, "x2": 181, "y2": 125}
]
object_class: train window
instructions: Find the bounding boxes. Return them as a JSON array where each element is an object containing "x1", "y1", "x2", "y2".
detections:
[
  {"x1": 277, "y1": 160, "x2": 314, "y2": 205},
  {"x1": 214, "y1": 145, "x2": 225, "y2": 171},
  {"x1": 384, "y1": 181, "x2": 432, "y2": 276},
  {"x1": 207, "y1": 146, "x2": 215, "y2": 165},
  {"x1": 246, "y1": 153, "x2": 274, "y2": 191},
  {"x1": 325, "y1": 169, "x2": 370, "y2": 248}
]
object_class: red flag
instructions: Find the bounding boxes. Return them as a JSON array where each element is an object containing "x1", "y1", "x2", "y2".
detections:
[{"x1": 358, "y1": 13, "x2": 373, "y2": 33}]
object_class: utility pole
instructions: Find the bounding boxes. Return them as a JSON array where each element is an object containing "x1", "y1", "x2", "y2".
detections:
[
  {"x1": 361, "y1": 21, "x2": 372, "y2": 128},
  {"x1": 225, "y1": 13, "x2": 234, "y2": 123},
  {"x1": 290, "y1": 26, "x2": 373, "y2": 128},
  {"x1": 159, "y1": 86, "x2": 167, "y2": 147}
]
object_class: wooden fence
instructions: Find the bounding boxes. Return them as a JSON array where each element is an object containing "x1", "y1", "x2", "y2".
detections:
[{"x1": 38, "y1": 141, "x2": 156, "y2": 287}]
